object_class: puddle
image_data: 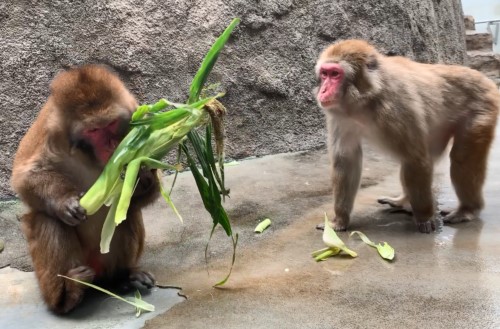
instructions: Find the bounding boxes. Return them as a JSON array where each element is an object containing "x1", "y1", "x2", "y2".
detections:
[{"x1": 0, "y1": 267, "x2": 185, "y2": 329}]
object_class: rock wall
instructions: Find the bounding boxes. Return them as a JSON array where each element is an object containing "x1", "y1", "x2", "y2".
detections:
[
  {"x1": 463, "y1": 15, "x2": 500, "y2": 87},
  {"x1": 0, "y1": 0, "x2": 466, "y2": 198}
]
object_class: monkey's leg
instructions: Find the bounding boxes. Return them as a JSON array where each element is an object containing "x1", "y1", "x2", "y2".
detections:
[
  {"x1": 22, "y1": 213, "x2": 94, "y2": 314},
  {"x1": 378, "y1": 166, "x2": 412, "y2": 214},
  {"x1": 402, "y1": 160, "x2": 435, "y2": 233},
  {"x1": 322, "y1": 120, "x2": 363, "y2": 231},
  {"x1": 444, "y1": 124, "x2": 495, "y2": 223},
  {"x1": 13, "y1": 170, "x2": 87, "y2": 226},
  {"x1": 328, "y1": 143, "x2": 363, "y2": 231}
]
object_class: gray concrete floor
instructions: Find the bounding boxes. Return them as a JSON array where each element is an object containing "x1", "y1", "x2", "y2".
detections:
[{"x1": 1, "y1": 131, "x2": 500, "y2": 329}]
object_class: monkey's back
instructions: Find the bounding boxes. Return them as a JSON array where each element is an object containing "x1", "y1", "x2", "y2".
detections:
[{"x1": 382, "y1": 56, "x2": 500, "y2": 119}]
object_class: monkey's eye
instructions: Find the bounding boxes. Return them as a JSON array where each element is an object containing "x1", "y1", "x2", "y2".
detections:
[
  {"x1": 320, "y1": 69, "x2": 341, "y2": 79},
  {"x1": 330, "y1": 71, "x2": 340, "y2": 78}
]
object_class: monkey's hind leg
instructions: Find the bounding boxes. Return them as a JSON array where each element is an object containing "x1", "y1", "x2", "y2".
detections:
[
  {"x1": 401, "y1": 160, "x2": 435, "y2": 233},
  {"x1": 444, "y1": 121, "x2": 495, "y2": 224},
  {"x1": 378, "y1": 166, "x2": 412, "y2": 214},
  {"x1": 22, "y1": 213, "x2": 95, "y2": 314},
  {"x1": 378, "y1": 195, "x2": 413, "y2": 214}
]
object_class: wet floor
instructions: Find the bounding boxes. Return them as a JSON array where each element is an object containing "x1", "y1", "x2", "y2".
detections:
[{"x1": 1, "y1": 131, "x2": 500, "y2": 328}]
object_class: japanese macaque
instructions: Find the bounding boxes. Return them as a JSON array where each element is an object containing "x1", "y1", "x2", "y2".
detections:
[
  {"x1": 315, "y1": 40, "x2": 500, "y2": 233},
  {"x1": 11, "y1": 65, "x2": 159, "y2": 313}
]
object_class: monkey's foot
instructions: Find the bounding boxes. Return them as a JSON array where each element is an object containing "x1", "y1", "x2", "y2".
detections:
[
  {"x1": 129, "y1": 270, "x2": 156, "y2": 289},
  {"x1": 378, "y1": 196, "x2": 412, "y2": 214},
  {"x1": 415, "y1": 220, "x2": 435, "y2": 234},
  {"x1": 315, "y1": 218, "x2": 348, "y2": 232},
  {"x1": 52, "y1": 266, "x2": 95, "y2": 314},
  {"x1": 315, "y1": 223, "x2": 325, "y2": 231},
  {"x1": 68, "y1": 265, "x2": 96, "y2": 282},
  {"x1": 442, "y1": 210, "x2": 477, "y2": 224}
]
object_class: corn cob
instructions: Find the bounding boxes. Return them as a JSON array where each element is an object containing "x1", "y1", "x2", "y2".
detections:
[{"x1": 78, "y1": 18, "x2": 240, "y2": 269}]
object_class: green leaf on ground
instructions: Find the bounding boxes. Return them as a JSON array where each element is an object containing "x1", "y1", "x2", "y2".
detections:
[
  {"x1": 350, "y1": 231, "x2": 395, "y2": 261},
  {"x1": 322, "y1": 213, "x2": 357, "y2": 258},
  {"x1": 58, "y1": 274, "x2": 154, "y2": 316},
  {"x1": 254, "y1": 218, "x2": 271, "y2": 233}
]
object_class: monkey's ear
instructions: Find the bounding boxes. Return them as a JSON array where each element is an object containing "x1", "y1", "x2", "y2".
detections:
[
  {"x1": 354, "y1": 73, "x2": 372, "y2": 95},
  {"x1": 366, "y1": 55, "x2": 379, "y2": 71},
  {"x1": 354, "y1": 55, "x2": 378, "y2": 94}
]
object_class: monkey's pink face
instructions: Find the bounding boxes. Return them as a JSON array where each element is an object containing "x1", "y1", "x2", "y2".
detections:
[
  {"x1": 80, "y1": 117, "x2": 129, "y2": 165},
  {"x1": 316, "y1": 62, "x2": 344, "y2": 110}
]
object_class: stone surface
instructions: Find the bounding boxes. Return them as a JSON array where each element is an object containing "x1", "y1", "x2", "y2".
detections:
[
  {"x1": 0, "y1": 267, "x2": 185, "y2": 329},
  {"x1": 0, "y1": 201, "x2": 30, "y2": 271},
  {"x1": 467, "y1": 51, "x2": 500, "y2": 86},
  {"x1": 464, "y1": 15, "x2": 475, "y2": 31},
  {"x1": 0, "y1": 0, "x2": 467, "y2": 199},
  {"x1": 466, "y1": 31, "x2": 493, "y2": 51}
]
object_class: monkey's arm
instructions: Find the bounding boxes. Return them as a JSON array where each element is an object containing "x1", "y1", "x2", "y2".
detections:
[
  {"x1": 328, "y1": 118, "x2": 362, "y2": 231},
  {"x1": 12, "y1": 165, "x2": 86, "y2": 226}
]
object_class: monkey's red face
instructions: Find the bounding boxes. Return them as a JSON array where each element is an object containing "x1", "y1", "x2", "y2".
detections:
[
  {"x1": 80, "y1": 116, "x2": 130, "y2": 165},
  {"x1": 317, "y1": 62, "x2": 344, "y2": 109}
]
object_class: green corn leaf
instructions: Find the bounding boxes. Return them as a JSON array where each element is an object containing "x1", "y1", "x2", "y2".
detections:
[
  {"x1": 80, "y1": 18, "x2": 240, "y2": 288},
  {"x1": 168, "y1": 145, "x2": 183, "y2": 195},
  {"x1": 314, "y1": 248, "x2": 342, "y2": 261},
  {"x1": 133, "y1": 290, "x2": 143, "y2": 317},
  {"x1": 100, "y1": 195, "x2": 119, "y2": 253},
  {"x1": 158, "y1": 176, "x2": 183, "y2": 223},
  {"x1": 180, "y1": 144, "x2": 211, "y2": 210},
  {"x1": 188, "y1": 18, "x2": 240, "y2": 104},
  {"x1": 149, "y1": 98, "x2": 169, "y2": 113},
  {"x1": 115, "y1": 159, "x2": 142, "y2": 225},
  {"x1": 254, "y1": 218, "x2": 271, "y2": 233},
  {"x1": 131, "y1": 108, "x2": 190, "y2": 128},
  {"x1": 214, "y1": 233, "x2": 238, "y2": 287},
  {"x1": 181, "y1": 144, "x2": 232, "y2": 236},
  {"x1": 80, "y1": 127, "x2": 147, "y2": 215},
  {"x1": 311, "y1": 247, "x2": 342, "y2": 261},
  {"x1": 350, "y1": 231, "x2": 395, "y2": 261},
  {"x1": 131, "y1": 104, "x2": 151, "y2": 121},
  {"x1": 322, "y1": 213, "x2": 357, "y2": 258},
  {"x1": 205, "y1": 124, "x2": 226, "y2": 200},
  {"x1": 312, "y1": 247, "x2": 334, "y2": 257},
  {"x1": 57, "y1": 275, "x2": 155, "y2": 314},
  {"x1": 115, "y1": 157, "x2": 182, "y2": 224}
]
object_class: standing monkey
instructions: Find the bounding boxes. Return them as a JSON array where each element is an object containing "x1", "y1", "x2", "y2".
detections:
[
  {"x1": 315, "y1": 40, "x2": 499, "y2": 233},
  {"x1": 11, "y1": 65, "x2": 159, "y2": 313}
]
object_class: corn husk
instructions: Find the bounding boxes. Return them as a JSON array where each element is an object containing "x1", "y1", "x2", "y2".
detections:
[{"x1": 79, "y1": 18, "x2": 240, "y2": 285}]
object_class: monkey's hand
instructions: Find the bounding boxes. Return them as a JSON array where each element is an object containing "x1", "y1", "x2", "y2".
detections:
[
  {"x1": 129, "y1": 168, "x2": 160, "y2": 211},
  {"x1": 52, "y1": 194, "x2": 87, "y2": 226},
  {"x1": 133, "y1": 168, "x2": 159, "y2": 198}
]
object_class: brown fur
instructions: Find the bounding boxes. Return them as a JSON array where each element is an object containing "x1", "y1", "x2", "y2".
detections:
[
  {"x1": 315, "y1": 39, "x2": 500, "y2": 233},
  {"x1": 11, "y1": 65, "x2": 159, "y2": 314}
]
